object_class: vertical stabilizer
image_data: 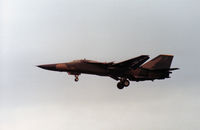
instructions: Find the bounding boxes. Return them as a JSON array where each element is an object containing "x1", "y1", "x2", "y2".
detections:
[{"x1": 141, "y1": 55, "x2": 173, "y2": 70}]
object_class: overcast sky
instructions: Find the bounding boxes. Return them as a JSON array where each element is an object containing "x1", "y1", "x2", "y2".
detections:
[{"x1": 1, "y1": 0, "x2": 200, "y2": 130}]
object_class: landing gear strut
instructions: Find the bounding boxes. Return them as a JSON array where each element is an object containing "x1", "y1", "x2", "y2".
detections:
[
  {"x1": 117, "y1": 78, "x2": 130, "y2": 89},
  {"x1": 74, "y1": 75, "x2": 79, "y2": 82}
]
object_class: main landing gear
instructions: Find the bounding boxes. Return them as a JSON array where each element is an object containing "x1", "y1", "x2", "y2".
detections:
[
  {"x1": 74, "y1": 75, "x2": 79, "y2": 82},
  {"x1": 117, "y1": 78, "x2": 130, "y2": 89}
]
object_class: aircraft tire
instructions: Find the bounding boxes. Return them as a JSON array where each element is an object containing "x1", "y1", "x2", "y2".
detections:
[
  {"x1": 123, "y1": 80, "x2": 130, "y2": 87},
  {"x1": 117, "y1": 82, "x2": 124, "y2": 89},
  {"x1": 75, "y1": 78, "x2": 79, "y2": 82}
]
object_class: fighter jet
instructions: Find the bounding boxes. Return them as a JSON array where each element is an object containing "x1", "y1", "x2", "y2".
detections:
[{"x1": 37, "y1": 55, "x2": 179, "y2": 89}]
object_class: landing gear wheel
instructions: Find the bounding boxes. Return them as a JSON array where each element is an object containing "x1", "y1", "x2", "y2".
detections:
[
  {"x1": 117, "y1": 82, "x2": 124, "y2": 89},
  {"x1": 123, "y1": 80, "x2": 130, "y2": 87},
  {"x1": 75, "y1": 78, "x2": 79, "y2": 82},
  {"x1": 74, "y1": 75, "x2": 79, "y2": 82}
]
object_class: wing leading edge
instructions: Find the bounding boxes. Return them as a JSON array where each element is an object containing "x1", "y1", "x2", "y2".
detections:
[{"x1": 111, "y1": 55, "x2": 150, "y2": 69}]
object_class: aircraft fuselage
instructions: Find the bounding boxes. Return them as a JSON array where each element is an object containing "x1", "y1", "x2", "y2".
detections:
[{"x1": 38, "y1": 60, "x2": 109, "y2": 76}]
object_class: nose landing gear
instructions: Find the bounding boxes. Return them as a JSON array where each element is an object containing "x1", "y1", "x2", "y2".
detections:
[{"x1": 74, "y1": 75, "x2": 79, "y2": 82}]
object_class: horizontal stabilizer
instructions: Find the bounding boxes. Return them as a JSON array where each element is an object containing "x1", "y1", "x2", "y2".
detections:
[
  {"x1": 142, "y1": 67, "x2": 179, "y2": 71},
  {"x1": 169, "y1": 68, "x2": 179, "y2": 71}
]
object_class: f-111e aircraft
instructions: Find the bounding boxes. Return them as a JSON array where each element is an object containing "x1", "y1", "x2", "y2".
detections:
[{"x1": 38, "y1": 55, "x2": 179, "y2": 89}]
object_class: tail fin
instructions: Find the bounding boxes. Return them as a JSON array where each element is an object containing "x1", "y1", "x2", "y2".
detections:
[{"x1": 141, "y1": 55, "x2": 174, "y2": 70}]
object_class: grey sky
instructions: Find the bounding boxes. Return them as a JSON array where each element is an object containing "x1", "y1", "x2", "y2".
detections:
[{"x1": 1, "y1": 0, "x2": 200, "y2": 130}]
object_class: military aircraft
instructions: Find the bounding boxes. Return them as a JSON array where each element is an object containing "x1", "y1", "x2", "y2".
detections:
[{"x1": 37, "y1": 55, "x2": 179, "y2": 89}]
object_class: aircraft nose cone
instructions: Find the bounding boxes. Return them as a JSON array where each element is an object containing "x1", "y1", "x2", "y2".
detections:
[{"x1": 37, "y1": 64, "x2": 57, "y2": 71}]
